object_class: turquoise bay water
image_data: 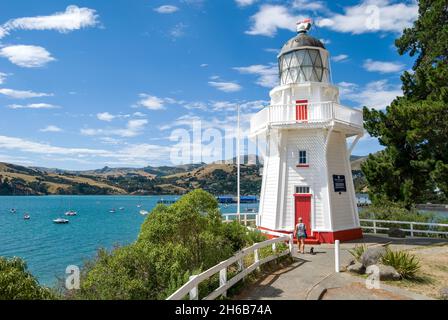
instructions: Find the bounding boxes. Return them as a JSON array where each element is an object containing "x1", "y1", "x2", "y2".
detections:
[{"x1": 0, "y1": 195, "x2": 257, "y2": 287}]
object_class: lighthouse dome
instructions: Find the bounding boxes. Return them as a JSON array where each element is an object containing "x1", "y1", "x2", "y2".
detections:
[{"x1": 278, "y1": 32, "x2": 331, "y2": 85}]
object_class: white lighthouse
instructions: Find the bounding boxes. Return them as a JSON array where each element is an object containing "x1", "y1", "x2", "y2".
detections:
[{"x1": 250, "y1": 20, "x2": 364, "y2": 243}]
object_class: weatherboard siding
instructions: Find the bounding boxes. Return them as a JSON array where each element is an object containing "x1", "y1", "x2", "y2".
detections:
[{"x1": 326, "y1": 131, "x2": 357, "y2": 230}]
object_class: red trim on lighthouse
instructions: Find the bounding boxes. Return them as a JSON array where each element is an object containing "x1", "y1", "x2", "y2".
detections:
[
  {"x1": 314, "y1": 228, "x2": 363, "y2": 243},
  {"x1": 257, "y1": 226, "x2": 363, "y2": 244}
]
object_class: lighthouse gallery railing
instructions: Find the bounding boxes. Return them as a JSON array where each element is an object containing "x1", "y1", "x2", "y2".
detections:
[{"x1": 250, "y1": 102, "x2": 363, "y2": 134}]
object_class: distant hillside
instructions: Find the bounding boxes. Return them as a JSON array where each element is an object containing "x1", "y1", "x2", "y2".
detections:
[
  {"x1": 0, "y1": 156, "x2": 368, "y2": 196},
  {"x1": 350, "y1": 155, "x2": 368, "y2": 171}
]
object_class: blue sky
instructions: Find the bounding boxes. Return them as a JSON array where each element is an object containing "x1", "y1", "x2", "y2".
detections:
[{"x1": 0, "y1": 0, "x2": 418, "y2": 170}]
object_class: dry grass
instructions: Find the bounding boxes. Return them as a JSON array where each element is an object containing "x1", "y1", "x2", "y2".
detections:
[{"x1": 385, "y1": 245, "x2": 448, "y2": 299}]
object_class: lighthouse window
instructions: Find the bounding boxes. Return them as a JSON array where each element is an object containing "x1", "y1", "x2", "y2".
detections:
[
  {"x1": 295, "y1": 186, "x2": 310, "y2": 194},
  {"x1": 278, "y1": 48, "x2": 329, "y2": 85},
  {"x1": 298, "y1": 150, "x2": 308, "y2": 165}
]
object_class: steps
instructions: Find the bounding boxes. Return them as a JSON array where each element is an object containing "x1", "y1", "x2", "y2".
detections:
[{"x1": 305, "y1": 238, "x2": 320, "y2": 245}]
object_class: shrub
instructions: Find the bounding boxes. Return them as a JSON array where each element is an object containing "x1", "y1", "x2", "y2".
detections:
[
  {"x1": 381, "y1": 248, "x2": 420, "y2": 279},
  {"x1": 0, "y1": 257, "x2": 54, "y2": 300},
  {"x1": 75, "y1": 189, "x2": 263, "y2": 300},
  {"x1": 349, "y1": 244, "x2": 367, "y2": 262}
]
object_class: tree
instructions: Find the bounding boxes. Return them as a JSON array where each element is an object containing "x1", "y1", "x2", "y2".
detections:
[
  {"x1": 0, "y1": 257, "x2": 54, "y2": 300},
  {"x1": 362, "y1": 0, "x2": 448, "y2": 207},
  {"x1": 75, "y1": 190, "x2": 265, "y2": 299}
]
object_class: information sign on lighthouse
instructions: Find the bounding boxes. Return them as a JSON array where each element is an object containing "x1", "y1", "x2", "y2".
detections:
[{"x1": 250, "y1": 20, "x2": 364, "y2": 243}]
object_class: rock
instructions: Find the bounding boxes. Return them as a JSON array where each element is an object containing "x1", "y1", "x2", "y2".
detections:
[
  {"x1": 347, "y1": 262, "x2": 365, "y2": 274},
  {"x1": 379, "y1": 265, "x2": 401, "y2": 281},
  {"x1": 365, "y1": 264, "x2": 401, "y2": 281},
  {"x1": 440, "y1": 287, "x2": 448, "y2": 300},
  {"x1": 361, "y1": 246, "x2": 387, "y2": 268},
  {"x1": 388, "y1": 227, "x2": 406, "y2": 238}
]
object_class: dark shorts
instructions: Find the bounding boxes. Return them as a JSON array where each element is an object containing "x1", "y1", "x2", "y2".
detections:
[{"x1": 297, "y1": 234, "x2": 306, "y2": 239}]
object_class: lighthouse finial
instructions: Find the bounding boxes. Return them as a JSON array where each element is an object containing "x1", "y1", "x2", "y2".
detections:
[{"x1": 297, "y1": 18, "x2": 312, "y2": 34}]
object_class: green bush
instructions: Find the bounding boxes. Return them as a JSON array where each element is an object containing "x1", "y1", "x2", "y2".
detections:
[
  {"x1": 75, "y1": 189, "x2": 265, "y2": 300},
  {"x1": 0, "y1": 257, "x2": 54, "y2": 300},
  {"x1": 381, "y1": 248, "x2": 420, "y2": 279},
  {"x1": 359, "y1": 202, "x2": 448, "y2": 237},
  {"x1": 349, "y1": 244, "x2": 368, "y2": 262}
]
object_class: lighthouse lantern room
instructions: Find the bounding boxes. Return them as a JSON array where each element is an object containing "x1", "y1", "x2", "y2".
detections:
[{"x1": 250, "y1": 19, "x2": 364, "y2": 243}]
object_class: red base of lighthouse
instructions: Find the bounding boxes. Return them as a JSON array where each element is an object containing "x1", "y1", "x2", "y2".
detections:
[{"x1": 258, "y1": 226, "x2": 363, "y2": 244}]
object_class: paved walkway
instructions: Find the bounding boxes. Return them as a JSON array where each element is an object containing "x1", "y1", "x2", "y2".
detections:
[{"x1": 236, "y1": 234, "x2": 446, "y2": 300}]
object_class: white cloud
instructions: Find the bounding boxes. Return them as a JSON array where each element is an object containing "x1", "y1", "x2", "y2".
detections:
[
  {"x1": 200, "y1": 63, "x2": 209, "y2": 67},
  {"x1": 341, "y1": 80, "x2": 402, "y2": 110},
  {"x1": 0, "y1": 89, "x2": 53, "y2": 99},
  {"x1": 246, "y1": 5, "x2": 304, "y2": 37},
  {"x1": 292, "y1": 0, "x2": 325, "y2": 11},
  {"x1": 40, "y1": 125, "x2": 62, "y2": 132},
  {"x1": 0, "y1": 5, "x2": 99, "y2": 38},
  {"x1": 234, "y1": 64, "x2": 278, "y2": 88},
  {"x1": 0, "y1": 72, "x2": 9, "y2": 84},
  {"x1": 81, "y1": 119, "x2": 148, "y2": 138},
  {"x1": 137, "y1": 94, "x2": 166, "y2": 110},
  {"x1": 154, "y1": 5, "x2": 179, "y2": 14},
  {"x1": 170, "y1": 23, "x2": 187, "y2": 38},
  {"x1": 316, "y1": 0, "x2": 418, "y2": 34},
  {"x1": 235, "y1": 0, "x2": 257, "y2": 7},
  {"x1": 97, "y1": 112, "x2": 116, "y2": 122},
  {"x1": 363, "y1": 59, "x2": 405, "y2": 73},
  {"x1": 7, "y1": 103, "x2": 59, "y2": 109},
  {"x1": 208, "y1": 81, "x2": 242, "y2": 92},
  {"x1": 0, "y1": 45, "x2": 55, "y2": 68},
  {"x1": 0, "y1": 72, "x2": 7, "y2": 84},
  {"x1": 0, "y1": 135, "x2": 110, "y2": 156},
  {"x1": 0, "y1": 134, "x2": 172, "y2": 167},
  {"x1": 332, "y1": 54, "x2": 349, "y2": 62}
]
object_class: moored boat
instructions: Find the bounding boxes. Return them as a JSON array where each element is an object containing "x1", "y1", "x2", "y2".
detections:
[
  {"x1": 139, "y1": 210, "x2": 149, "y2": 216},
  {"x1": 65, "y1": 210, "x2": 77, "y2": 216},
  {"x1": 53, "y1": 218, "x2": 69, "y2": 224},
  {"x1": 24, "y1": 214, "x2": 30, "y2": 220}
]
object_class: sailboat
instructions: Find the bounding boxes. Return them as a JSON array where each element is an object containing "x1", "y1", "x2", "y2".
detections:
[
  {"x1": 53, "y1": 218, "x2": 69, "y2": 224},
  {"x1": 65, "y1": 197, "x2": 77, "y2": 216},
  {"x1": 24, "y1": 213, "x2": 30, "y2": 220},
  {"x1": 139, "y1": 210, "x2": 149, "y2": 216}
]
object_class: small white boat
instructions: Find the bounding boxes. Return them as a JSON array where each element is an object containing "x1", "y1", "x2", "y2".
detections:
[
  {"x1": 136, "y1": 204, "x2": 142, "y2": 208},
  {"x1": 119, "y1": 207, "x2": 125, "y2": 211},
  {"x1": 244, "y1": 208, "x2": 257, "y2": 213},
  {"x1": 109, "y1": 209, "x2": 116, "y2": 213},
  {"x1": 10, "y1": 208, "x2": 17, "y2": 213},
  {"x1": 53, "y1": 218, "x2": 69, "y2": 224},
  {"x1": 139, "y1": 210, "x2": 149, "y2": 216},
  {"x1": 65, "y1": 210, "x2": 77, "y2": 216},
  {"x1": 24, "y1": 214, "x2": 30, "y2": 220}
]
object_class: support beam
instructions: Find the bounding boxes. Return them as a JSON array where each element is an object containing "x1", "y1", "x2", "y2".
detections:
[{"x1": 348, "y1": 133, "x2": 363, "y2": 155}]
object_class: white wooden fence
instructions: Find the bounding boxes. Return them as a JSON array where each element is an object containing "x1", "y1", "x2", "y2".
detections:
[
  {"x1": 166, "y1": 233, "x2": 294, "y2": 300},
  {"x1": 360, "y1": 219, "x2": 448, "y2": 237}
]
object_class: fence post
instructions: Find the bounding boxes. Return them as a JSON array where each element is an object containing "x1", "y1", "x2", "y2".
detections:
[
  {"x1": 219, "y1": 268, "x2": 227, "y2": 298},
  {"x1": 373, "y1": 220, "x2": 377, "y2": 234},
  {"x1": 335, "y1": 240, "x2": 340, "y2": 273},
  {"x1": 272, "y1": 242, "x2": 276, "y2": 252},
  {"x1": 254, "y1": 249, "x2": 260, "y2": 271},
  {"x1": 189, "y1": 275, "x2": 199, "y2": 300},
  {"x1": 289, "y1": 234, "x2": 294, "y2": 256},
  {"x1": 410, "y1": 222, "x2": 414, "y2": 237}
]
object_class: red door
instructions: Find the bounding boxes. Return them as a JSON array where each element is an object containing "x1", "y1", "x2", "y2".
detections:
[
  {"x1": 294, "y1": 194, "x2": 311, "y2": 233},
  {"x1": 296, "y1": 100, "x2": 308, "y2": 121}
]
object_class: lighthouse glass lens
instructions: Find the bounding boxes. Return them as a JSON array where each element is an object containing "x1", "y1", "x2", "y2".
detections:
[{"x1": 279, "y1": 49, "x2": 329, "y2": 85}]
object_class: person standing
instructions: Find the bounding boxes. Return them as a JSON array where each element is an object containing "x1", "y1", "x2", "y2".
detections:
[{"x1": 294, "y1": 217, "x2": 307, "y2": 254}]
